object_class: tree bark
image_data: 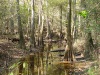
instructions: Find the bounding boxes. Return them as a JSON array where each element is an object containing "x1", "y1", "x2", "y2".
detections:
[
  {"x1": 72, "y1": 0, "x2": 77, "y2": 41},
  {"x1": 59, "y1": 5, "x2": 63, "y2": 39},
  {"x1": 16, "y1": 0, "x2": 26, "y2": 49},
  {"x1": 30, "y1": 0, "x2": 36, "y2": 47},
  {"x1": 64, "y1": 0, "x2": 73, "y2": 62},
  {"x1": 46, "y1": 0, "x2": 51, "y2": 39}
]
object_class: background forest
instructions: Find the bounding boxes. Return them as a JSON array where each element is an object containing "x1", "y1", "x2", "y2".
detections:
[{"x1": 0, "y1": 0, "x2": 100, "y2": 75}]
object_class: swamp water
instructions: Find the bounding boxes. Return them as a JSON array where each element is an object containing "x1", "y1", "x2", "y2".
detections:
[{"x1": 1, "y1": 43, "x2": 92, "y2": 75}]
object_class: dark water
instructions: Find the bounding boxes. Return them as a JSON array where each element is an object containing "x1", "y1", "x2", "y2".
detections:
[
  {"x1": 1, "y1": 43, "x2": 98, "y2": 75},
  {"x1": 2, "y1": 55, "x2": 64, "y2": 75},
  {"x1": 2, "y1": 55, "x2": 89, "y2": 75},
  {"x1": 1, "y1": 52, "x2": 73, "y2": 75}
]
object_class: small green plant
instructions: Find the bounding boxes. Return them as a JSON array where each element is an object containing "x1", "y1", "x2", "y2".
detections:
[
  {"x1": 79, "y1": 10, "x2": 88, "y2": 18},
  {"x1": 87, "y1": 67, "x2": 95, "y2": 75}
]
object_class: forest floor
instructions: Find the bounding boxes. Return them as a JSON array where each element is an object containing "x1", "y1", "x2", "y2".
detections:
[
  {"x1": 0, "y1": 39, "x2": 100, "y2": 75},
  {"x1": 0, "y1": 39, "x2": 28, "y2": 74}
]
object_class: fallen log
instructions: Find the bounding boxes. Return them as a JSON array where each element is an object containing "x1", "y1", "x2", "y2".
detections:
[{"x1": 50, "y1": 49, "x2": 65, "y2": 52}]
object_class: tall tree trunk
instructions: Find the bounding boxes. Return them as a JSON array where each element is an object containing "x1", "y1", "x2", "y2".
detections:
[
  {"x1": 37, "y1": 1, "x2": 42, "y2": 75},
  {"x1": 9, "y1": 0, "x2": 14, "y2": 35},
  {"x1": 46, "y1": 0, "x2": 51, "y2": 39},
  {"x1": 85, "y1": 31, "x2": 94, "y2": 59},
  {"x1": 26, "y1": 0, "x2": 31, "y2": 38},
  {"x1": 16, "y1": 0, "x2": 26, "y2": 49},
  {"x1": 59, "y1": 5, "x2": 63, "y2": 39},
  {"x1": 85, "y1": 18, "x2": 94, "y2": 59},
  {"x1": 37, "y1": 0, "x2": 41, "y2": 46},
  {"x1": 64, "y1": 0, "x2": 73, "y2": 61},
  {"x1": 30, "y1": 0, "x2": 36, "y2": 47},
  {"x1": 27, "y1": 9, "x2": 31, "y2": 38},
  {"x1": 72, "y1": 0, "x2": 77, "y2": 41},
  {"x1": 37, "y1": 0, "x2": 44, "y2": 47},
  {"x1": 40, "y1": 1, "x2": 44, "y2": 75}
]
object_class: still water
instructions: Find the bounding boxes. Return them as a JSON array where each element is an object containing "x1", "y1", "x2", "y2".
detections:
[
  {"x1": 1, "y1": 43, "x2": 93, "y2": 75},
  {"x1": 3, "y1": 54, "x2": 66, "y2": 75}
]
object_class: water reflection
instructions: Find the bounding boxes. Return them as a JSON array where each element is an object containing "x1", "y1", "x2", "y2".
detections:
[
  {"x1": 4, "y1": 55, "x2": 76, "y2": 75},
  {"x1": 18, "y1": 59, "x2": 23, "y2": 75},
  {"x1": 2, "y1": 43, "x2": 78, "y2": 75},
  {"x1": 3, "y1": 44, "x2": 59, "y2": 75}
]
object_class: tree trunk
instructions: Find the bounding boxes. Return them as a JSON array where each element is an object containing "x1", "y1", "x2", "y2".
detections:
[
  {"x1": 59, "y1": 5, "x2": 63, "y2": 39},
  {"x1": 30, "y1": 0, "x2": 36, "y2": 47},
  {"x1": 46, "y1": 0, "x2": 51, "y2": 39},
  {"x1": 16, "y1": 0, "x2": 26, "y2": 49},
  {"x1": 64, "y1": 0, "x2": 73, "y2": 62},
  {"x1": 37, "y1": 0, "x2": 44, "y2": 47},
  {"x1": 85, "y1": 32, "x2": 94, "y2": 59},
  {"x1": 27, "y1": 8, "x2": 31, "y2": 38},
  {"x1": 72, "y1": 0, "x2": 77, "y2": 41}
]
